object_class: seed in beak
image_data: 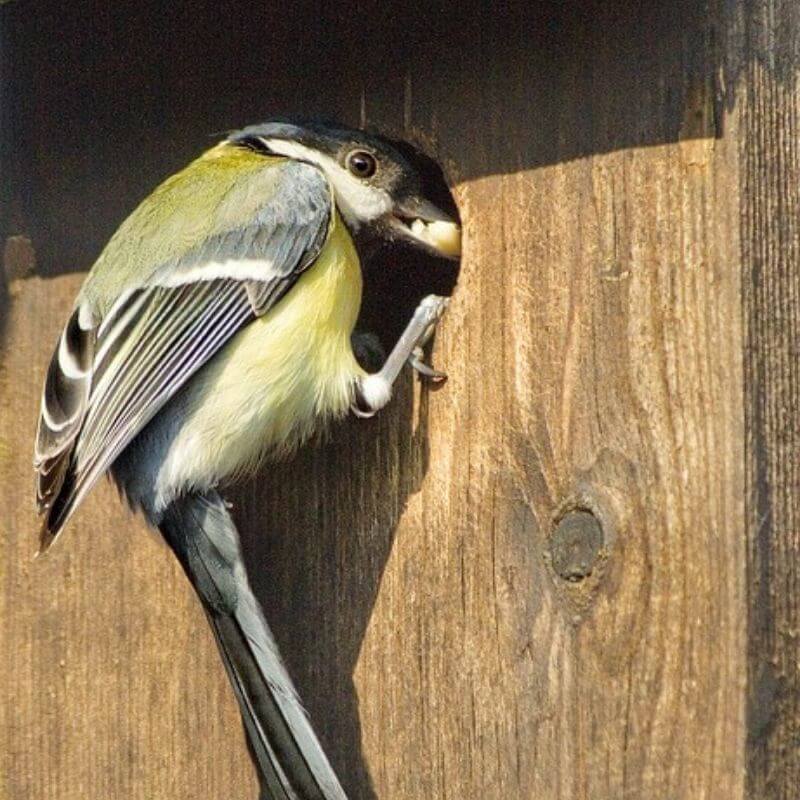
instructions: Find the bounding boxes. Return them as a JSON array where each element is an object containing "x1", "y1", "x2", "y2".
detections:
[{"x1": 409, "y1": 219, "x2": 462, "y2": 258}]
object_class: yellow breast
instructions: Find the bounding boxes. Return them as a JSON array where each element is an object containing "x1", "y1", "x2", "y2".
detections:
[{"x1": 166, "y1": 212, "x2": 364, "y2": 485}]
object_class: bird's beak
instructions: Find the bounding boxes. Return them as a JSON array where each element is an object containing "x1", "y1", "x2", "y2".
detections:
[{"x1": 389, "y1": 197, "x2": 461, "y2": 259}]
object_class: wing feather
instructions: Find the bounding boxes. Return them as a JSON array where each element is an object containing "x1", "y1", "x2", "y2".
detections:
[
  {"x1": 36, "y1": 157, "x2": 332, "y2": 548},
  {"x1": 34, "y1": 309, "x2": 95, "y2": 513}
]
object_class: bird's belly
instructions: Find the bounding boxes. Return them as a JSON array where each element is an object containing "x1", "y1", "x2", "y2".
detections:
[
  {"x1": 143, "y1": 218, "x2": 363, "y2": 511},
  {"x1": 179, "y1": 319, "x2": 356, "y2": 475}
]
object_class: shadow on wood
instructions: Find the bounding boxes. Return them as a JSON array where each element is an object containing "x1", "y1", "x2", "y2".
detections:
[
  {"x1": 233, "y1": 243, "x2": 460, "y2": 799},
  {"x1": 235, "y1": 389, "x2": 425, "y2": 799},
  {"x1": 2, "y1": 0, "x2": 722, "y2": 278}
]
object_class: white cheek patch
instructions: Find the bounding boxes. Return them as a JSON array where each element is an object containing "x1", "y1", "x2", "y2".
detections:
[{"x1": 261, "y1": 138, "x2": 392, "y2": 227}]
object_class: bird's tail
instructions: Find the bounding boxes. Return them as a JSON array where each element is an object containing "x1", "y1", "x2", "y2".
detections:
[{"x1": 159, "y1": 491, "x2": 348, "y2": 800}]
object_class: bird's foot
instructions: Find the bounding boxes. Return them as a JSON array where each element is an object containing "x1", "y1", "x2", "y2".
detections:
[{"x1": 351, "y1": 294, "x2": 449, "y2": 418}]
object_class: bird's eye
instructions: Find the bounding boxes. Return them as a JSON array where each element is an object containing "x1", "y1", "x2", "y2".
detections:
[{"x1": 346, "y1": 150, "x2": 377, "y2": 179}]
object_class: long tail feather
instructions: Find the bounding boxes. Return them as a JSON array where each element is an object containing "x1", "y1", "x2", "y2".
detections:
[{"x1": 159, "y1": 491, "x2": 348, "y2": 800}]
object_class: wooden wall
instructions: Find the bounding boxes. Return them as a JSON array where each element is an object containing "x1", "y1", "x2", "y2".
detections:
[{"x1": 1, "y1": 2, "x2": 798, "y2": 799}]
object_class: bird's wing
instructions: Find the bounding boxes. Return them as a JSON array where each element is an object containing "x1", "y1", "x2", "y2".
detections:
[{"x1": 35, "y1": 159, "x2": 331, "y2": 548}]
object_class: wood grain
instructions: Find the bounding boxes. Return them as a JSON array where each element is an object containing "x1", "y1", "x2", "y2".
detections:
[
  {"x1": 733, "y1": 1, "x2": 800, "y2": 796},
  {"x1": 0, "y1": 1, "x2": 796, "y2": 798}
]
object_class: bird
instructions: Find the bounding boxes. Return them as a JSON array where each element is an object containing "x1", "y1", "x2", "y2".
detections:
[{"x1": 33, "y1": 119, "x2": 461, "y2": 799}]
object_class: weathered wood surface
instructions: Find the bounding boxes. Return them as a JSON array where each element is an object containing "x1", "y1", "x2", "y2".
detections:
[
  {"x1": 0, "y1": 2, "x2": 797, "y2": 799},
  {"x1": 738, "y1": 2, "x2": 800, "y2": 797}
]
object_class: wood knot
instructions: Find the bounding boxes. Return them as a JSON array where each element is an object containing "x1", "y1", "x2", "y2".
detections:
[{"x1": 549, "y1": 510, "x2": 604, "y2": 583}]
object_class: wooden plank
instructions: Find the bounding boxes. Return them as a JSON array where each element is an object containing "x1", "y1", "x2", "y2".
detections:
[
  {"x1": 0, "y1": 2, "x2": 772, "y2": 799},
  {"x1": 731, "y1": 1, "x2": 800, "y2": 796},
  {"x1": 335, "y1": 131, "x2": 745, "y2": 800},
  {"x1": 0, "y1": 273, "x2": 257, "y2": 800}
]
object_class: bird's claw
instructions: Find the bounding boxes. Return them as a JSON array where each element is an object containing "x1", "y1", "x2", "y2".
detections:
[
  {"x1": 408, "y1": 295, "x2": 449, "y2": 383},
  {"x1": 409, "y1": 347, "x2": 447, "y2": 383}
]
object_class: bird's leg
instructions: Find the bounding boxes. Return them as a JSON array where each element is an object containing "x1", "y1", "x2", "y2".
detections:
[{"x1": 351, "y1": 294, "x2": 449, "y2": 418}]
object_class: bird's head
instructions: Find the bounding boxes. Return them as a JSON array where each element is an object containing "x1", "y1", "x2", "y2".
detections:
[{"x1": 228, "y1": 120, "x2": 461, "y2": 260}]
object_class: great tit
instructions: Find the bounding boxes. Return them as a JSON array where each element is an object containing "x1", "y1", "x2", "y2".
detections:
[{"x1": 33, "y1": 120, "x2": 461, "y2": 800}]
